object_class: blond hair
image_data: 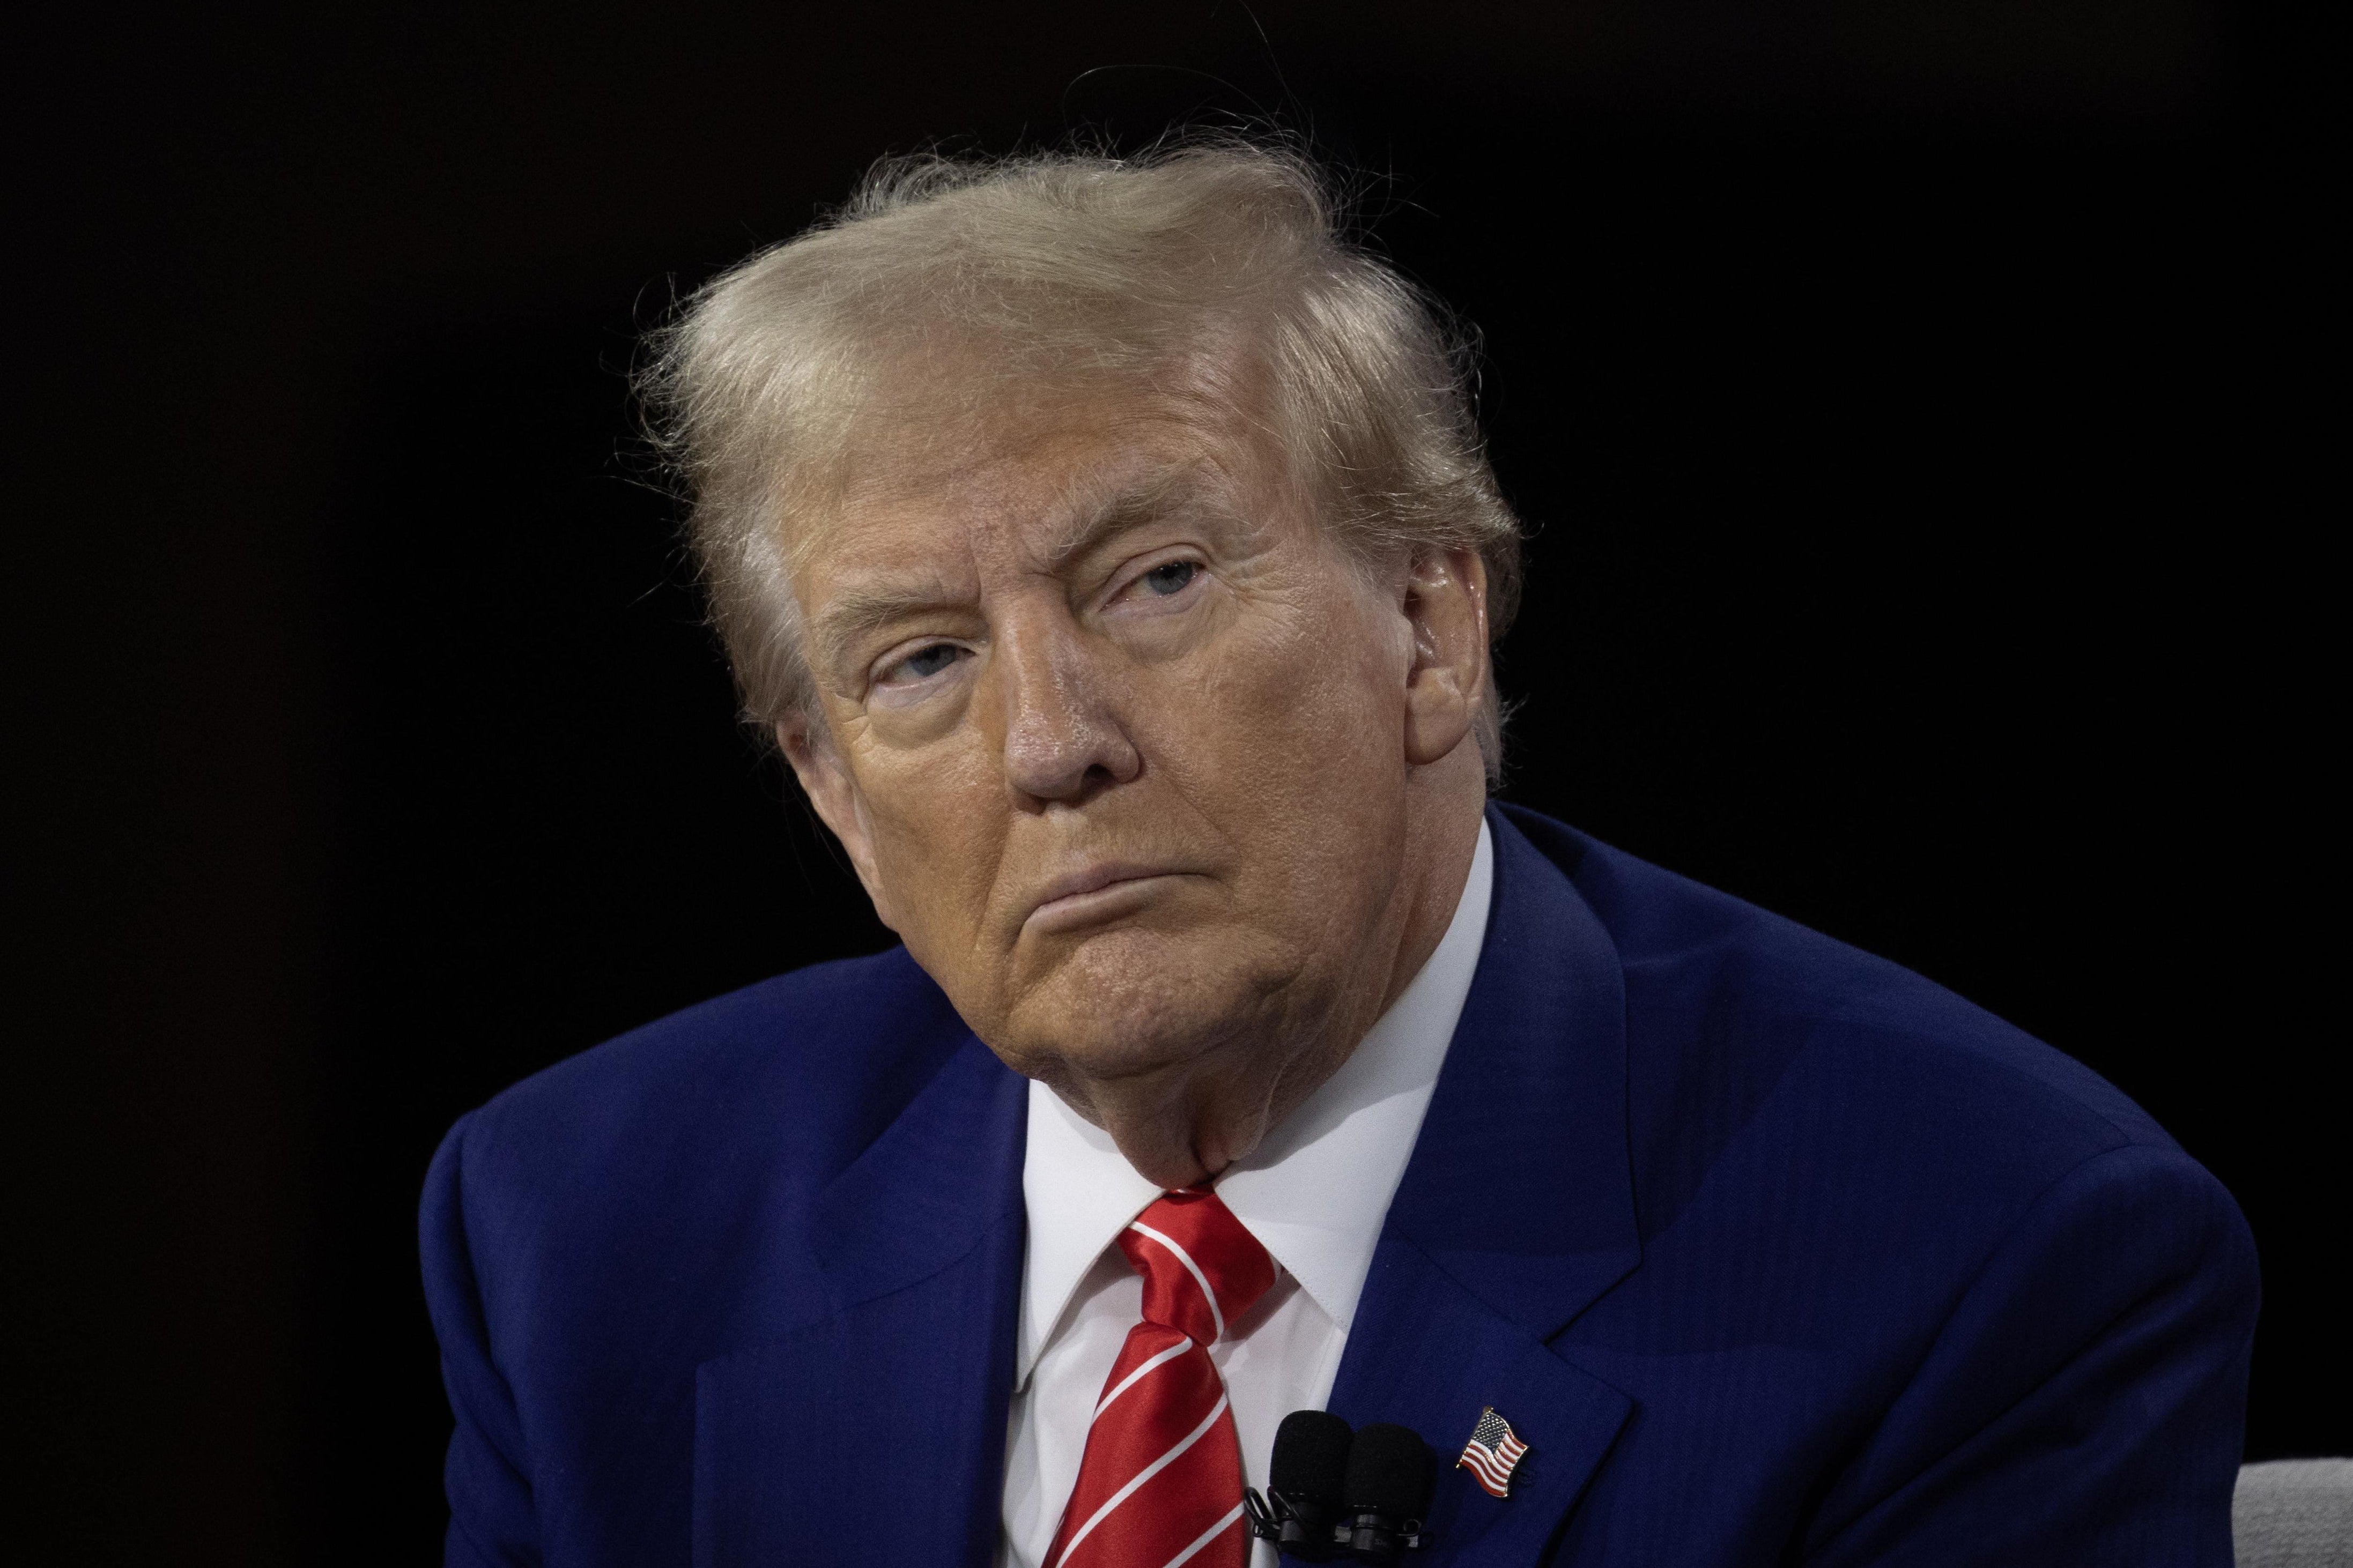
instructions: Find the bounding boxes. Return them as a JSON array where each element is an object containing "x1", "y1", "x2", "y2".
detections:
[{"x1": 643, "y1": 139, "x2": 1524, "y2": 776}]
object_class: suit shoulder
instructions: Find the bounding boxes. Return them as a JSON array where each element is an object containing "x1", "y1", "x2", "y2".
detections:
[
  {"x1": 448, "y1": 945, "x2": 973, "y2": 1211},
  {"x1": 1499, "y1": 804, "x2": 2174, "y2": 1157}
]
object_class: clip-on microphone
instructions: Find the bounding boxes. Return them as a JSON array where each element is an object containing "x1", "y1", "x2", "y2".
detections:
[
  {"x1": 1340, "y1": 1423, "x2": 1432, "y2": 1561},
  {"x1": 1242, "y1": 1410, "x2": 1351, "y2": 1560},
  {"x1": 1246, "y1": 1412, "x2": 1432, "y2": 1561}
]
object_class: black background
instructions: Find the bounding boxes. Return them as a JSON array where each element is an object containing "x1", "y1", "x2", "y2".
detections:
[{"x1": 12, "y1": 3, "x2": 2339, "y2": 1563}]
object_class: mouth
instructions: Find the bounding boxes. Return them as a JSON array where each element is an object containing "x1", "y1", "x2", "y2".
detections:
[{"x1": 1023, "y1": 863, "x2": 1195, "y2": 937}]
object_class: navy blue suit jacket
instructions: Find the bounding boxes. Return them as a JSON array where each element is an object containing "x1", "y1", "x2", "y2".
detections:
[{"x1": 422, "y1": 806, "x2": 2256, "y2": 1566}]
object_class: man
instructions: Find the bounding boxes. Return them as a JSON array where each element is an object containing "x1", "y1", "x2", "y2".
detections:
[{"x1": 422, "y1": 144, "x2": 2255, "y2": 1567}]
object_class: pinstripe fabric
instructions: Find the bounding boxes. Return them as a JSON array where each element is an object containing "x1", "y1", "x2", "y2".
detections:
[{"x1": 1042, "y1": 1190, "x2": 1276, "y2": 1568}]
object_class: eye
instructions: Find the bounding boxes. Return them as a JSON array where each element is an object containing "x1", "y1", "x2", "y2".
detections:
[
  {"x1": 1137, "y1": 560, "x2": 1200, "y2": 597},
  {"x1": 881, "y1": 642, "x2": 967, "y2": 685}
]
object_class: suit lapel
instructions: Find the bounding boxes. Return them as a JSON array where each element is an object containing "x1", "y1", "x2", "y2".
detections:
[
  {"x1": 1330, "y1": 1235, "x2": 1632, "y2": 1564},
  {"x1": 1329, "y1": 806, "x2": 1643, "y2": 1564},
  {"x1": 691, "y1": 809, "x2": 1636, "y2": 1564},
  {"x1": 694, "y1": 1035, "x2": 1028, "y2": 1568}
]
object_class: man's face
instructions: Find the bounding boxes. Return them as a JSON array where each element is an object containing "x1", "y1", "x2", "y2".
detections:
[{"x1": 781, "y1": 376, "x2": 1441, "y2": 1122}]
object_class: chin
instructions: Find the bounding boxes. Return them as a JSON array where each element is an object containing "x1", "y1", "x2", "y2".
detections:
[{"x1": 1001, "y1": 923, "x2": 1300, "y2": 1081}]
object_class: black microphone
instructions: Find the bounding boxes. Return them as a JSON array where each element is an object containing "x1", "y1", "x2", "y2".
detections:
[
  {"x1": 1246, "y1": 1409, "x2": 1352, "y2": 1559},
  {"x1": 1340, "y1": 1422, "x2": 1432, "y2": 1561}
]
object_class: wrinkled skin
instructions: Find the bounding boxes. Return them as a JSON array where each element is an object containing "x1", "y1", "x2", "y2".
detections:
[{"x1": 778, "y1": 377, "x2": 1491, "y2": 1189}]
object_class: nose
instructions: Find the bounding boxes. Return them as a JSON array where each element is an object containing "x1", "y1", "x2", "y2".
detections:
[{"x1": 994, "y1": 607, "x2": 1141, "y2": 805}]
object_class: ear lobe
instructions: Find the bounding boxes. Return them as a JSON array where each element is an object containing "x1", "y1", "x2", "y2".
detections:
[
  {"x1": 1400, "y1": 547, "x2": 1490, "y2": 768},
  {"x1": 775, "y1": 716, "x2": 900, "y2": 931}
]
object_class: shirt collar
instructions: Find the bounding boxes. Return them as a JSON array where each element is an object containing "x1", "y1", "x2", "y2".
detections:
[{"x1": 1015, "y1": 820, "x2": 1495, "y2": 1386}]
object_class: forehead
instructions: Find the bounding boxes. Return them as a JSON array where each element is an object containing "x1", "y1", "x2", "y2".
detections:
[{"x1": 789, "y1": 376, "x2": 1277, "y2": 578}]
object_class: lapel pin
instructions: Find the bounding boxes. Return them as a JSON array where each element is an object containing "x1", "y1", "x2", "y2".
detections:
[{"x1": 1456, "y1": 1406, "x2": 1530, "y2": 1498}]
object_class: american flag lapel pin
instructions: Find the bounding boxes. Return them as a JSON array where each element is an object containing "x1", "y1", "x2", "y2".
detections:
[{"x1": 1456, "y1": 1406, "x2": 1530, "y2": 1498}]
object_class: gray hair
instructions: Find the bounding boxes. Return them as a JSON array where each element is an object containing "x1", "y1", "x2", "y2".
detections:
[{"x1": 642, "y1": 138, "x2": 1524, "y2": 777}]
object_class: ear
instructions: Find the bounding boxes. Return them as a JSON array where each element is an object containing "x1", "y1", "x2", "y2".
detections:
[
  {"x1": 1399, "y1": 546, "x2": 1490, "y2": 767},
  {"x1": 775, "y1": 714, "x2": 901, "y2": 932}
]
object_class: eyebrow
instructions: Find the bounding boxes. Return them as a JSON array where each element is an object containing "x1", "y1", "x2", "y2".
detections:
[
  {"x1": 1038, "y1": 458, "x2": 1232, "y2": 575},
  {"x1": 805, "y1": 459, "x2": 1240, "y2": 679},
  {"x1": 805, "y1": 576, "x2": 972, "y2": 683}
]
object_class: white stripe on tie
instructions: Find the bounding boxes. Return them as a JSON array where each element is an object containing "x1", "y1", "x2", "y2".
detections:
[
  {"x1": 1091, "y1": 1338, "x2": 1193, "y2": 1422},
  {"x1": 1159, "y1": 1500, "x2": 1247, "y2": 1568},
  {"x1": 1126, "y1": 1220, "x2": 1225, "y2": 1341},
  {"x1": 1047, "y1": 1393, "x2": 1230, "y2": 1568}
]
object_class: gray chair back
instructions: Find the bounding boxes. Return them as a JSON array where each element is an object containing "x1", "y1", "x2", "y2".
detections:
[{"x1": 2235, "y1": 1460, "x2": 2352, "y2": 1567}]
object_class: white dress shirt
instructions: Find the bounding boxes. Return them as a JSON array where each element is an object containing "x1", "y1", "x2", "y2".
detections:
[{"x1": 998, "y1": 821, "x2": 1495, "y2": 1567}]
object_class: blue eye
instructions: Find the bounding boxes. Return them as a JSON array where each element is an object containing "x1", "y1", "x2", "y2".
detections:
[
  {"x1": 1141, "y1": 560, "x2": 1198, "y2": 597},
  {"x1": 893, "y1": 643, "x2": 964, "y2": 682}
]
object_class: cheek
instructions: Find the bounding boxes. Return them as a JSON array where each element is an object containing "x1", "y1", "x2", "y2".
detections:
[
  {"x1": 855, "y1": 743, "x2": 1006, "y2": 946},
  {"x1": 1205, "y1": 589, "x2": 1401, "y2": 752},
  {"x1": 1149, "y1": 586, "x2": 1409, "y2": 835}
]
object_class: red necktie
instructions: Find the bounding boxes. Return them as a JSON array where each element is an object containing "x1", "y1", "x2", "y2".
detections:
[{"x1": 1044, "y1": 1188, "x2": 1277, "y2": 1568}]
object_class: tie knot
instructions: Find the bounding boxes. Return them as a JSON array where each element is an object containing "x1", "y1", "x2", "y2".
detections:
[{"x1": 1117, "y1": 1189, "x2": 1276, "y2": 1346}]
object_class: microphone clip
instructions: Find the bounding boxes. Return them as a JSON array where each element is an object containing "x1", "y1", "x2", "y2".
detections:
[{"x1": 1245, "y1": 1487, "x2": 1425, "y2": 1561}]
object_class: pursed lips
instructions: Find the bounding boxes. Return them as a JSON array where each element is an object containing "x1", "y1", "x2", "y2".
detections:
[{"x1": 1022, "y1": 861, "x2": 1195, "y2": 935}]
